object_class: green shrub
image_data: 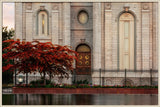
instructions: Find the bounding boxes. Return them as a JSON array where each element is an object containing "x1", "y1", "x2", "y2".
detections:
[
  {"x1": 72, "y1": 79, "x2": 89, "y2": 85},
  {"x1": 45, "y1": 84, "x2": 53, "y2": 88},
  {"x1": 76, "y1": 84, "x2": 90, "y2": 88},
  {"x1": 30, "y1": 79, "x2": 51, "y2": 85},
  {"x1": 93, "y1": 85, "x2": 102, "y2": 88},
  {"x1": 64, "y1": 85, "x2": 76, "y2": 89}
]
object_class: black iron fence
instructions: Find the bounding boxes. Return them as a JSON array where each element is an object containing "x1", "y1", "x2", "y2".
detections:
[
  {"x1": 2, "y1": 69, "x2": 158, "y2": 87},
  {"x1": 72, "y1": 69, "x2": 158, "y2": 86},
  {"x1": 90, "y1": 69, "x2": 158, "y2": 86}
]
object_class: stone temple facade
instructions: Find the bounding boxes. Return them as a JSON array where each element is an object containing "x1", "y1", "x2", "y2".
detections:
[{"x1": 15, "y1": 2, "x2": 158, "y2": 86}]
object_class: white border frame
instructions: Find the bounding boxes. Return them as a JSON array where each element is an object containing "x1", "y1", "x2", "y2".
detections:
[{"x1": 0, "y1": 0, "x2": 159, "y2": 107}]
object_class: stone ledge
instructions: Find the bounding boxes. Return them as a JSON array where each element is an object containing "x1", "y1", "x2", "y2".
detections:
[{"x1": 12, "y1": 87, "x2": 158, "y2": 94}]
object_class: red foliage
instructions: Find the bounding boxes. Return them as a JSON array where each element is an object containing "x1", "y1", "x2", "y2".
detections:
[{"x1": 2, "y1": 39, "x2": 77, "y2": 78}]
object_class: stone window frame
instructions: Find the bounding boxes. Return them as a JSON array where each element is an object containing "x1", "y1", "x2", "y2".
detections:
[
  {"x1": 36, "y1": 9, "x2": 49, "y2": 36},
  {"x1": 77, "y1": 10, "x2": 89, "y2": 25},
  {"x1": 117, "y1": 10, "x2": 137, "y2": 71}
]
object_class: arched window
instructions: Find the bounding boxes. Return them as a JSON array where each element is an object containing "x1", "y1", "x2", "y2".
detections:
[
  {"x1": 119, "y1": 13, "x2": 134, "y2": 70},
  {"x1": 37, "y1": 11, "x2": 48, "y2": 36}
]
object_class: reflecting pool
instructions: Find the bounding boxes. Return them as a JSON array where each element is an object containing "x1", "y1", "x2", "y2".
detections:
[{"x1": 2, "y1": 94, "x2": 158, "y2": 105}]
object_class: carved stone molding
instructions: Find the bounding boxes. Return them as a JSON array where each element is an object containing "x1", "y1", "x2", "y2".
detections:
[
  {"x1": 26, "y1": 3, "x2": 32, "y2": 10},
  {"x1": 80, "y1": 39, "x2": 86, "y2": 43},
  {"x1": 105, "y1": 3, "x2": 111, "y2": 10},
  {"x1": 123, "y1": 4, "x2": 130, "y2": 12},
  {"x1": 40, "y1": 6, "x2": 45, "y2": 10},
  {"x1": 52, "y1": 4, "x2": 59, "y2": 10},
  {"x1": 142, "y1": 3, "x2": 149, "y2": 10}
]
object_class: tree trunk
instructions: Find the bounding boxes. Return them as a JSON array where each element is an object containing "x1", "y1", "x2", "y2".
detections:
[
  {"x1": 43, "y1": 72, "x2": 46, "y2": 85},
  {"x1": 26, "y1": 72, "x2": 28, "y2": 85},
  {"x1": 49, "y1": 71, "x2": 51, "y2": 83}
]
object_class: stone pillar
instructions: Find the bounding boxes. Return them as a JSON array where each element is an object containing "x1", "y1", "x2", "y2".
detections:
[
  {"x1": 149, "y1": 3, "x2": 153, "y2": 69},
  {"x1": 93, "y1": 3, "x2": 102, "y2": 71},
  {"x1": 152, "y1": 3, "x2": 158, "y2": 70},
  {"x1": 51, "y1": 4, "x2": 59, "y2": 44},
  {"x1": 136, "y1": 4, "x2": 142, "y2": 70},
  {"x1": 59, "y1": 3, "x2": 63, "y2": 45},
  {"x1": 104, "y1": 3, "x2": 112, "y2": 70},
  {"x1": 63, "y1": 3, "x2": 70, "y2": 46},
  {"x1": 101, "y1": 3, "x2": 105, "y2": 70},
  {"x1": 141, "y1": 3, "x2": 150, "y2": 70},
  {"x1": 25, "y1": 3, "x2": 33, "y2": 42},
  {"x1": 15, "y1": 3, "x2": 23, "y2": 40}
]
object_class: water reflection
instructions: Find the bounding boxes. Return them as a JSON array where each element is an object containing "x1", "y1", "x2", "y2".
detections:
[{"x1": 3, "y1": 94, "x2": 158, "y2": 105}]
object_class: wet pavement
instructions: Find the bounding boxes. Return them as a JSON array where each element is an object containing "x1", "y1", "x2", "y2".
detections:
[{"x1": 2, "y1": 94, "x2": 158, "y2": 105}]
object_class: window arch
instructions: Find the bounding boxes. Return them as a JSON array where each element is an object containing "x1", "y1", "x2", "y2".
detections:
[
  {"x1": 76, "y1": 44, "x2": 91, "y2": 52},
  {"x1": 119, "y1": 12, "x2": 135, "y2": 70},
  {"x1": 37, "y1": 10, "x2": 48, "y2": 36}
]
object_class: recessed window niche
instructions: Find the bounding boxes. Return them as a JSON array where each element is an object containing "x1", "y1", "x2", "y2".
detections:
[{"x1": 78, "y1": 10, "x2": 89, "y2": 24}]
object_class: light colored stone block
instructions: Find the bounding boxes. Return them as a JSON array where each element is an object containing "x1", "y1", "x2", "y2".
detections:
[
  {"x1": 52, "y1": 11, "x2": 59, "y2": 44},
  {"x1": 93, "y1": 3, "x2": 102, "y2": 71}
]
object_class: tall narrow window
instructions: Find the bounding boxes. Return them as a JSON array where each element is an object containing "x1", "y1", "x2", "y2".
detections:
[
  {"x1": 38, "y1": 11, "x2": 48, "y2": 36},
  {"x1": 124, "y1": 21, "x2": 129, "y2": 69},
  {"x1": 42, "y1": 14, "x2": 45, "y2": 34},
  {"x1": 119, "y1": 13, "x2": 134, "y2": 70}
]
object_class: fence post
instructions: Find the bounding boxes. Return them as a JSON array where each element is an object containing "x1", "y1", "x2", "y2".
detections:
[
  {"x1": 14, "y1": 58, "x2": 17, "y2": 86},
  {"x1": 150, "y1": 68, "x2": 152, "y2": 86},
  {"x1": 26, "y1": 72, "x2": 28, "y2": 85},
  {"x1": 102, "y1": 69, "x2": 105, "y2": 86},
  {"x1": 125, "y1": 68, "x2": 126, "y2": 87},
  {"x1": 49, "y1": 71, "x2": 52, "y2": 82},
  {"x1": 99, "y1": 68, "x2": 101, "y2": 86},
  {"x1": 73, "y1": 69, "x2": 76, "y2": 84},
  {"x1": 14, "y1": 69, "x2": 16, "y2": 86}
]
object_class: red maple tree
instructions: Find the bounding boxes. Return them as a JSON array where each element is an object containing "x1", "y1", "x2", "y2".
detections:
[{"x1": 2, "y1": 39, "x2": 77, "y2": 85}]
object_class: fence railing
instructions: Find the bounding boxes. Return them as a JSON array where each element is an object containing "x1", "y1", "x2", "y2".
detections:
[
  {"x1": 3, "y1": 69, "x2": 158, "y2": 87},
  {"x1": 90, "y1": 69, "x2": 158, "y2": 86}
]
